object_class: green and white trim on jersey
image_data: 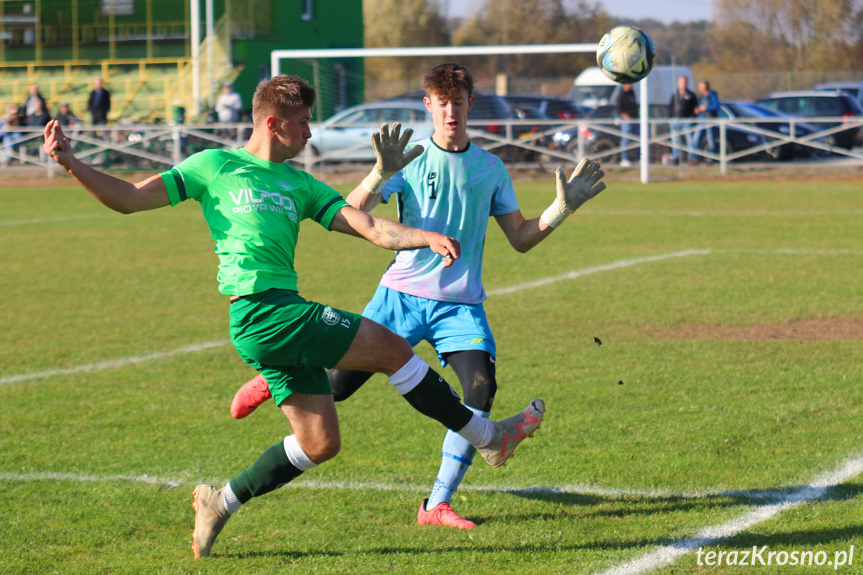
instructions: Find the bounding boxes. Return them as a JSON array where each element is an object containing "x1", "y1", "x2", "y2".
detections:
[
  {"x1": 160, "y1": 148, "x2": 348, "y2": 296},
  {"x1": 378, "y1": 138, "x2": 519, "y2": 304}
]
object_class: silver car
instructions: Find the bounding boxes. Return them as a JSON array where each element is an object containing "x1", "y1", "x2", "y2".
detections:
[{"x1": 305, "y1": 100, "x2": 432, "y2": 161}]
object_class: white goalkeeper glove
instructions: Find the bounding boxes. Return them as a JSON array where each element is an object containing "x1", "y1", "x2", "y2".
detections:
[
  {"x1": 361, "y1": 122, "x2": 425, "y2": 194},
  {"x1": 540, "y1": 157, "x2": 606, "y2": 228}
]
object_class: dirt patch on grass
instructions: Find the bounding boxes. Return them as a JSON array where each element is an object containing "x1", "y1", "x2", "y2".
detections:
[{"x1": 666, "y1": 316, "x2": 863, "y2": 342}]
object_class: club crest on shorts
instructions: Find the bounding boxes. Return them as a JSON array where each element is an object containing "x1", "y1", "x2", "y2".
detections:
[{"x1": 321, "y1": 306, "x2": 341, "y2": 326}]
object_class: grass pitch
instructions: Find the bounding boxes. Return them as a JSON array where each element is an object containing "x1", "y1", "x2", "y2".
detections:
[{"x1": 1, "y1": 174, "x2": 862, "y2": 574}]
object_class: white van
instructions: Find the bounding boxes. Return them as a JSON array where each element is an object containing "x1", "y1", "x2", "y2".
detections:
[{"x1": 569, "y1": 65, "x2": 696, "y2": 108}]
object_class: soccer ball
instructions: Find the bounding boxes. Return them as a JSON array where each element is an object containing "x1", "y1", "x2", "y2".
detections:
[{"x1": 596, "y1": 25, "x2": 655, "y2": 84}]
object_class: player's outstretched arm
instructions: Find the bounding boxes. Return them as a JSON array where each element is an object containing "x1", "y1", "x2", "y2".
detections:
[
  {"x1": 347, "y1": 122, "x2": 424, "y2": 212},
  {"x1": 329, "y1": 205, "x2": 459, "y2": 267},
  {"x1": 43, "y1": 120, "x2": 170, "y2": 214}
]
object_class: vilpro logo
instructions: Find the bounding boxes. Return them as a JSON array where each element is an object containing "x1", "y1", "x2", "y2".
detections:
[{"x1": 228, "y1": 188, "x2": 298, "y2": 221}]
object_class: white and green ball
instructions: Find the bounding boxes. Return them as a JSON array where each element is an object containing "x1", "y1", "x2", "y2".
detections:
[{"x1": 596, "y1": 25, "x2": 656, "y2": 84}]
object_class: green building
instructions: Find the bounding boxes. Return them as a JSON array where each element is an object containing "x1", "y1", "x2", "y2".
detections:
[{"x1": 0, "y1": 0, "x2": 364, "y2": 122}]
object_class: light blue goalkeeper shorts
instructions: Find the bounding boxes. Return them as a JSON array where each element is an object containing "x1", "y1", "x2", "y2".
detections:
[{"x1": 361, "y1": 285, "x2": 496, "y2": 366}]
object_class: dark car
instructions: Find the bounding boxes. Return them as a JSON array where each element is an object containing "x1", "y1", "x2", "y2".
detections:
[
  {"x1": 812, "y1": 82, "x2": 863, "y2": 110},
  {"x1": 502, "y1": 95, "x2": 583, "y2": 120},
  {"x1": 719, "y1": 100, "x2": 823, "y2": 160},
  {"x1": 388, "y1": 90, "x2": 513, "y2": 135},
  {"x1": 755, "y1": 91, "x2": 863, "y2": 149},
  {"x1": 389, "y1": 90, "x2": 534, "y2": 159},
  {"x1": 548, "y1": 104, "x2": 768, "y2": 163}
]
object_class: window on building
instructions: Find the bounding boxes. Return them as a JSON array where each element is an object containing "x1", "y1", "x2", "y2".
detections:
[
  {"x1": 301, "y1": 0, "x2": 314, "y2": 22},
  {"x1": 101, "y1": 0, "x2": 134, "y2": 16}
]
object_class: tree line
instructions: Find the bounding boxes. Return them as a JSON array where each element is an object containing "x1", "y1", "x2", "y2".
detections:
[{"x1": 363, "y1": 0, "x2": 863, "y2": 98}]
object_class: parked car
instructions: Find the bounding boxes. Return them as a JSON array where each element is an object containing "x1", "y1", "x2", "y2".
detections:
[
  {"x1": 755, "y1": 90, "x2": 863, "y2": 149},
  {"x1": 812, "y1": 81, "x2": 863, "y2": 109},
  {"x1": 304, "y1": 100, "x2": 432, "y2": 161},
  {"x1": 389, "y1": 90, "x2": 536, "y2": 159},
  {"x1": 388, "y1": 90, "x2": 513, "y2": 135},
  {"x1": 501, "y1": 95, "x2": 585, "y2": 158},
  {"x1": 502, "y1": 95, "x2": 584, "y2": 120},
  {"x1": 547, "y1": 104, "x2": 768, "y2": 163},
  {"x1": 719, "y1": 100, "x2": 823, "y2": 160}
]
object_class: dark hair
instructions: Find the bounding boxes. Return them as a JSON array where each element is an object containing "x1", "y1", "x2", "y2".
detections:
[
  {"x1": 421, "y1": 63, "x2": 474, "y2": 100},
  {"x1": 251, "y1": 75, "x2": 316, "y2": 125}
]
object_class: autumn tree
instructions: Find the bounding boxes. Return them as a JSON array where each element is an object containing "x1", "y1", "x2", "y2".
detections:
[
  {"x1": 363, "y1": 0, "x2": 450, "y2": 96},
  {"x1": 451, "y1": 0, "x2": 611, "y2": 81},
  {"x1": 710, "y1": 0, "x2": 863, "y2": 72}
]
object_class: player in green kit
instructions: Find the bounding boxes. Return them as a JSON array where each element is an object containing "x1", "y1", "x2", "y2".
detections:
[
  {"x1": 42, "y1": 74, "x2": 547, "y2": 559},
  {"x1": 230, "y1": 64, "x2": 607, "y2": 529}
]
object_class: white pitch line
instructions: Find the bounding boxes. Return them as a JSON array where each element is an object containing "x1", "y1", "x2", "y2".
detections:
[
  {"x1": 0, "y1": 340, "x2": 229, "y2": 387},
  {"x1": 0, "y1": 472, "x2": 824, "y2": 503},
  {"x1": 583, "y1": 210, "x2": 863, "y2": 217},
  {"x1": 0, "y1": 471, "x2": 184, "y2": 488},
  {"x1": 1, "y1": 251, "x2": 708, "y2": 387},
  {"x1": 487, "y1": 249, "x2": 712, "y2": 296},
  {"x1": 2, "y1": 246, "x2": 854, "y2": 387},
  {"x1": 596, "y1": 456, "x2": 863, "y2": 575}
]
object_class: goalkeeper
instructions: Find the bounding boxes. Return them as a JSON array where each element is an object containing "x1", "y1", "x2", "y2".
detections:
[{"x1": 231, "y1": 64, "x2": 605, "y2": 530}]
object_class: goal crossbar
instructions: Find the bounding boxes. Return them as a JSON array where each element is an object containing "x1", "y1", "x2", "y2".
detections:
[
  {"x1": 271, "y1": 44, "x2": 598, "y2": 74},
  {"x1": 270, "y1": 43, "x2": 652, "y2": 182}
]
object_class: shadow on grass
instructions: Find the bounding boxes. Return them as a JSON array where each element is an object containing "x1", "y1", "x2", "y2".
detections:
[
  {"x1": 218, "y1": 482, "x2": 863, "y2": 560},
  {"x1": 223, "y1": 535, "x2": 672, "y2": 560},
  {"x1": 720, "y1": 526, "x2": 863, "y2": 549}
]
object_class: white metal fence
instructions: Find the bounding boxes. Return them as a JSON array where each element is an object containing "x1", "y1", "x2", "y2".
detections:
[{"x1": 6, "y1": 116, "x2": 863, "y2": 178}]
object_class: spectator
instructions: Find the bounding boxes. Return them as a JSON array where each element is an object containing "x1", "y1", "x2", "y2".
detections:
[
  {"x1": 87, "y1": 77, "x2": 111, "y2": 125},
  {"x1": 667, "y1": 75, "x2": 698, "y2": 165},
  {"x1": 215, "y1": 83, "x2": 243, "y2": 123},
  {"x1": 695, "y1": 80, "x2": 720, "y2": 163},
  {"x1": 25, "y1": 98, "x2": 51, "y2": 127},
  {"x1": 2, "y1": 105, "x2": 22, "y2": 159},
  {"x1": 23, "y1": 84, "x2": 48, "y2": 125},
  {"x1": 615, "y1": 83, "x2": 638, "y2": 167},
  {"x1": 55, "y1": 103, "x2": 78, "y2": 129}
]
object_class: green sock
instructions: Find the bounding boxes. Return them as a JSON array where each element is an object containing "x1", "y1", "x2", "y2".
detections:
[
  {"x1": 229, "y1": 441, "x2": 303, "y2": 504},
  {"x1": 403, "y1": 368, "x2": 473, "y2": 431}
]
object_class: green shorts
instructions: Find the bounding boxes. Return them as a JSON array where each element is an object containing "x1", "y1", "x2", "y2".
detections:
[{"x1": 229, "y1": 289, "x2": 362, "y2": 405}]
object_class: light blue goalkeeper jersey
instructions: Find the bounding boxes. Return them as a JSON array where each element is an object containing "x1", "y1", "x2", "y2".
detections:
[{"x1": 378, "y1": 138, "x2": 519, "y2": 304}]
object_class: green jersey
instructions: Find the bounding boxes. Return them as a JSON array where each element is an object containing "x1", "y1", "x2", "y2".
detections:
[{"x1": 160, "y1": 148, "x2": 347, "y2": 295}]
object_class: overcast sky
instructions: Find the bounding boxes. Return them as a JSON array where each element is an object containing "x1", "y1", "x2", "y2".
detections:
[{"x1": 443, "y1": 0, "x2": 713, "y2": 24}]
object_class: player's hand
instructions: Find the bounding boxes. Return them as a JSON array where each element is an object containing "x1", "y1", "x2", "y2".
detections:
[
  {"x1": 372, "y1": 122, "x2": 424, "y2": 178},
  {"x1": 43, "y1": 120, "x2": 74, "y2": 168},
  {"x1": 361, "y1": 123, "x2": 424, "y2": 194},
  {"x1": 423, "y1": 231, "x2": 460, "y2": 267},
  {"x1": 541, "y1": 158, "x2": 606, "y2": 228}
]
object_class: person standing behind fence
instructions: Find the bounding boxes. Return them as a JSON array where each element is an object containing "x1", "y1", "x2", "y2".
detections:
[
  {"x1": 215, "y1": 83, "x2": 243, "y2": 123},
  {"x1": 1, "y1": 105, "x2": 22, "y2": 161},
  {"x1": 25, "y1": 98, "x2": 51, "y2": 127},
  {"x1": 87, "y1": 77, "x2": 111, "y2": 125},
  {"x1": 694, "y1": 81, "x2": 719, "y2": 164},
  {"x1": 616, "y1": 83, "x2": 638, "y2": 167},
  {"x1": 23, "y1": 84, "x2": 48, "y2": 126},
  {"x1": 55, "y1": 103, "x2": 78, "y2": 129},
  {"x1": 667, "y1": 75, "x2": 697, "y2": 165},
  {"x1": 214, "y1": 83, "x2": 243, "y2": 138}
]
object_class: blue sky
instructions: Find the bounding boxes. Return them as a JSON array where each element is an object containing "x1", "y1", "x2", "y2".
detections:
[{"x1": 443, "y1": 0, "x2": 713, "y2": 24}]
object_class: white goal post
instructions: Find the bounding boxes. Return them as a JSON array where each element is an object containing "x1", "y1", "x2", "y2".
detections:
[{"x1": 271, "y1": 44, "x2": 653, "y2": 183}]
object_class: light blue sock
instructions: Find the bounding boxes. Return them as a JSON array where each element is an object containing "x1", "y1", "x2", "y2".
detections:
[{"x1": 427, "y1": 405, "x2": 490, "y2": 510}]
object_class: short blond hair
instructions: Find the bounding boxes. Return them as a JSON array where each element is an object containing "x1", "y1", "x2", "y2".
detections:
[{"x1": 251, "y1": 75, "x2": 316, "y2": 126}]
